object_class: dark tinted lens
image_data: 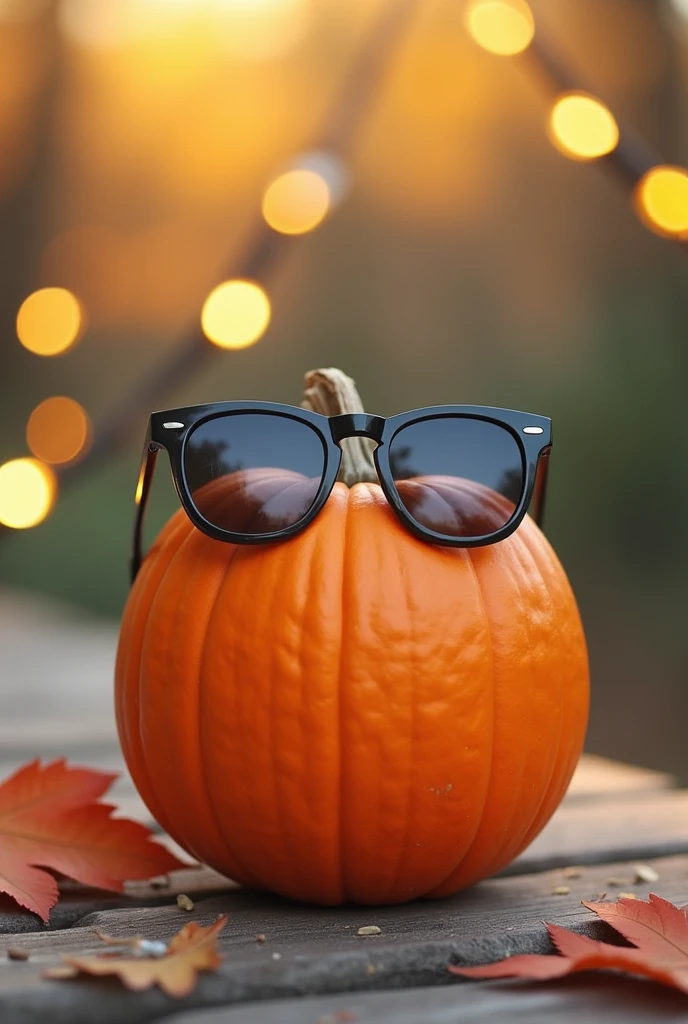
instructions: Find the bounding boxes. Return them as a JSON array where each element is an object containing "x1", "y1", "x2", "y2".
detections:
[
  {"x1": 184, "y1": 413, "x2": 325, "y2": 536},
  {"x1": 389, "y1": 417, "x2": 524, "y2": 538}
]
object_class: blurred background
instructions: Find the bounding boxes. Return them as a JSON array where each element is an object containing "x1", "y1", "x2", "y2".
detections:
[{"x1": 0, "y1": 0, "x2": 687, "y2": 776}]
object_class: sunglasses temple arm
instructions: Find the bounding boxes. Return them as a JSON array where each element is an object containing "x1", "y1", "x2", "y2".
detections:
[
  {"x1": 530, "y1": 448, "x2": 551, "y2": 529},
  {"x1": 130, "y1": 427, "x2": 159, "y2": 584}
]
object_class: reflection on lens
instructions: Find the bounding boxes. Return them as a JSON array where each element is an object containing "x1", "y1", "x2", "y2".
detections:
[
  {"x1": 184, "y1": 413, "x2": 325, "y2": 536},
  {"x1": 389, "y1": 417, "x2": 523, "y2": 538}
]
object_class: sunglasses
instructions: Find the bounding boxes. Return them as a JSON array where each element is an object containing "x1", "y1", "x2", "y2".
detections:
[{"x1": 131, "y1": 401, "x2": 552, "y2": 582}]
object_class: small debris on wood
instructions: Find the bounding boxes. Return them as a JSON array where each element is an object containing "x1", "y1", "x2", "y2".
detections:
[
  {"x1": 366, "y1": 964, "x2": 377, "y2": 975},
  {"x1": 618, "y1": 892, "x2": 638, "y2": 900},
  {"x1": 7, "y1": 947, "x2": 30, "y2": 961},
  {"x1": 552, "y1": 886, "x2": 570, "y2": 896},
  {"x1": 357, "y1": 925, "x2": 381, "y2": 936},
  {"x1": 44, "y1": 965, "x2": 79, "y2": 980},
  {"x1": 633, "y1": 863, "x2": 660, "y2": 884},
  {"x1": 95, "y1": 931, "x2": 169, "y2": 958},
  {"x1": 255, "y1": 933, "x2": 266, "y2": 944},
  {"x1": 563, "y1": 867, "x2": 584, "y2": 879},
  {"x1": 607, "y1": 877, "x2": 629, "y2": 887},
  {"x1": 593, "y1": 892, "x2": 607, "y2": 902},
  {"x1": 177, "y1": 894, "x2": 194, "y2": 911},
  {"x1": 271, "y1": 952, "x2": 282, "y2": 960}
]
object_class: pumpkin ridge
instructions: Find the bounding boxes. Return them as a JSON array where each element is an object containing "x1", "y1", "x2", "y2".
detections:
[
  {"x1": 266, "y1": 543, "x2": 302, "y2": 896},
  {"x1": 120, "y1": 512, "x2": 191, "y2": 841},
  {"x1": 138, "y1": 524, "x2": 229, "y2": 862},
  {"x1": 506, "y1": 525, "x2": 567, "y2": 855},
  {"x1": 196, "y1": 543, "x2": 262, "y2": 884},
  {"x1": 514, "y1": 527, "x2": 587, "y2": 851},
  {"x1": 383, "y1": 533, "x2": 419, "y2": 901},
  {"x1": 337, "y1": 484, "x2": 352, "y2": 901},
  {"x1": 426, "y1": 546, "x2": 497, "y2": 896}
]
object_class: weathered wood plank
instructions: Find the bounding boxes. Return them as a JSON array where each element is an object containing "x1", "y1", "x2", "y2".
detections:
[
  {"x1": 509, "y1": 789, "x2": 688, "y2": 875},
  {"x1": 564, "y1": 754, "x2": 673, "y2": 802},
  {"x1": 0, "y1": 855, "x2": 687, "y2": 1023},
  {"x1": 165, "y1": 977, "x2": 688, "y2": 1024}
]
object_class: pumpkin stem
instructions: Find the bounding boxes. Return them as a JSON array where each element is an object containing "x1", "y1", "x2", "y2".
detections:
[{"x1": 301, "y1": 368, "x2": 378, "y2": 486}]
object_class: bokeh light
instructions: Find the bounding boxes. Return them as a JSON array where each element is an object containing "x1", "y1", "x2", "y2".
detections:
[
  {"x1": 201, "y1": 280, "x2": 271, "y2": 349},
  {"x1": 635, "y1": 166, "x2": 688, "y2": 237},
  {"x1": 26, "y1": 397, "x2": 91, "y2": 466},
  {"x1": 0, "y1": 458, "x2": 57, "y2": 530},
  {"x1": 464, "y1": 0, "x2": 535, "y2": 56},
  {"x1": 16, "y1": 287, "x2": 84, "y2": 356},
  {"x1": 262, "y1": 168, "x2": 331, "y2": 235},
  {"x1": 547, "y1": 93, "x2": 619, "y2": 161}
]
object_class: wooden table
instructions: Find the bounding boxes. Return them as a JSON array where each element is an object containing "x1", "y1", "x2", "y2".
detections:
[{"x1": 2, "y1": 590, "x2": 688, "y2": 1023}]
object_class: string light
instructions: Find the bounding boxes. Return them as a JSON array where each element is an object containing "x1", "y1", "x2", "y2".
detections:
[
  {"x1": 262, "y1": 169, "x2": 331, "y2": 236},
  {"x1": 547, "y1": 93, "x2": 619, "y2": 161},
  {"x1": 464, "y1": 0, "x2": 534, "y2": 56},
  {"x1": 16, "y1": 288, "x2": 84, "y2": 356},
  {"x1": 0, "y1": 458, "x2": 57, "y2": 529},
  {"x1": 26, "y1": 397, "x2": 91, "y2": 466},
  {"x1": 201, "y1": 279, "x2": 271, "y2": 349},
  {"x1": 635, "y1": 166, "x2": 688, "y2": 238}
]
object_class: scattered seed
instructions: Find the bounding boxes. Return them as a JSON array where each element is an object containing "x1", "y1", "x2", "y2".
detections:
[
  {"x1": 176, "y1": 893, "x2": 194, "y2": 911},
  {"x1": 618, "y1": 892, "x2": 638, "y2": 900},
  {"x1": 563, "y1": 867, "x2": 584, "y2": 879},
  {"x1": 272, "y1": 952, "x2": 282, "y2": 960},
  {"x1": 552, "y1": 886, "x2": 570, "y2": 896},
  {"x1": 633, "y1": 864, "x2": 659, "y2": 884},
  {"x1": 255, "y1": 934, "x2": 266, "y2": 944},
  {"x1": 357, "y1": 925, "x2": 381, "y2": 936},
  {"x1": 607, "y1": 877, "x2": 629, "y2": 887},
  {"x1": 7, "y1": 947, "x2": 30, "y2": 961}
]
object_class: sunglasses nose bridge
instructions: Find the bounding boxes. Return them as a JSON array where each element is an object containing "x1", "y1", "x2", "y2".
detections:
[{"x1": 329, "y1": 413, "x2": 385, "y2": 445}]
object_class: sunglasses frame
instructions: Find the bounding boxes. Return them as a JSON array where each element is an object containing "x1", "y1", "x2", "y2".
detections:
[{"x1": 132, "y1": 401, "x2": 552, "y2": 582}]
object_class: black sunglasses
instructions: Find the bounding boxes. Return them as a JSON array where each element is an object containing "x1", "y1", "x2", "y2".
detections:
[{"x1": 131, "y1": 401, "x2": 552, "y2": 582}]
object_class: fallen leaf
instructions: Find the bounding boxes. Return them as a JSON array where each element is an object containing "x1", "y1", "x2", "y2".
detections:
[
  {"x1": 0, "y1": 759, "x2": 185, "y2": 921},
  {"x1": 449, "y1": 894, "x2": 688, "y2": 994},
  {"x1": 44, "y1": 916, "x2": 227, "y2": 998}
]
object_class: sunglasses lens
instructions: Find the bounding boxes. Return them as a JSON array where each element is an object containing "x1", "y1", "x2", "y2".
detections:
[
  {"x1": 388, "y1": 416, "x2": 524, "y2": 539},
  {"x1": 183, "y1": 413, "x2": 325, "y2": 536}
]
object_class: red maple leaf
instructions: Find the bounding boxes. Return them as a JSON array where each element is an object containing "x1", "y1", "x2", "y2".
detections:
[
  {"x1": 450, "y1": 893, "x2": 688, "y2": 993},
  {"x1": 0, "y1": 760, "x2": 185, "y2": 922}
]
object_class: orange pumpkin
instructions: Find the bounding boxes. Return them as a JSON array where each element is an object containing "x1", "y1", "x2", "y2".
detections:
[{"x1": 115, "y1": 371, "x2": 588, "y2": 905}]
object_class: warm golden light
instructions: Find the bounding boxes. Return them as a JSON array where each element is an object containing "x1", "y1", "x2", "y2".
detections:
[
  {"x1": 26, "y1": 397, "x2": 91, "y2": 466},
  {"x1": 547, "y1": 93, "x2": 619, "y2": 161},
  {"x1": 465, "y1": 0, "x2": 534, "y2": 56},
  {"x1": 262, "y1": 169, "x2": 331, "y2": 235},
  {"x1": 201, "y1": 280, "x2": 271, "y2": 349},
  {"x1": 635, "y1": 166, "x2": 688, "y2": 237},
  {"x1": 0, "y1": 458, "x2": 57, "y2": 529},
  {"x1": 16, "y1": 287, "x2": 84, "y2": 356}
]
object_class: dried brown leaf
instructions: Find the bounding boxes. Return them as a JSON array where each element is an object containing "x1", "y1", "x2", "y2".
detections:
[{"x1": 44, "y1": 916, "x2": 227, "y2": 997}]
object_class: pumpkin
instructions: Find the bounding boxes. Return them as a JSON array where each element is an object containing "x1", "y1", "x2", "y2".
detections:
[{"x1": 115, "y1": 369, "x2": 588, "y2": 905}]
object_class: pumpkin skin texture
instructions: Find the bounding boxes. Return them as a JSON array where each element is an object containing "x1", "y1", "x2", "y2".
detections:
[{"x1": 115, "y1": 479, "x2": 588, "y2": 905}]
